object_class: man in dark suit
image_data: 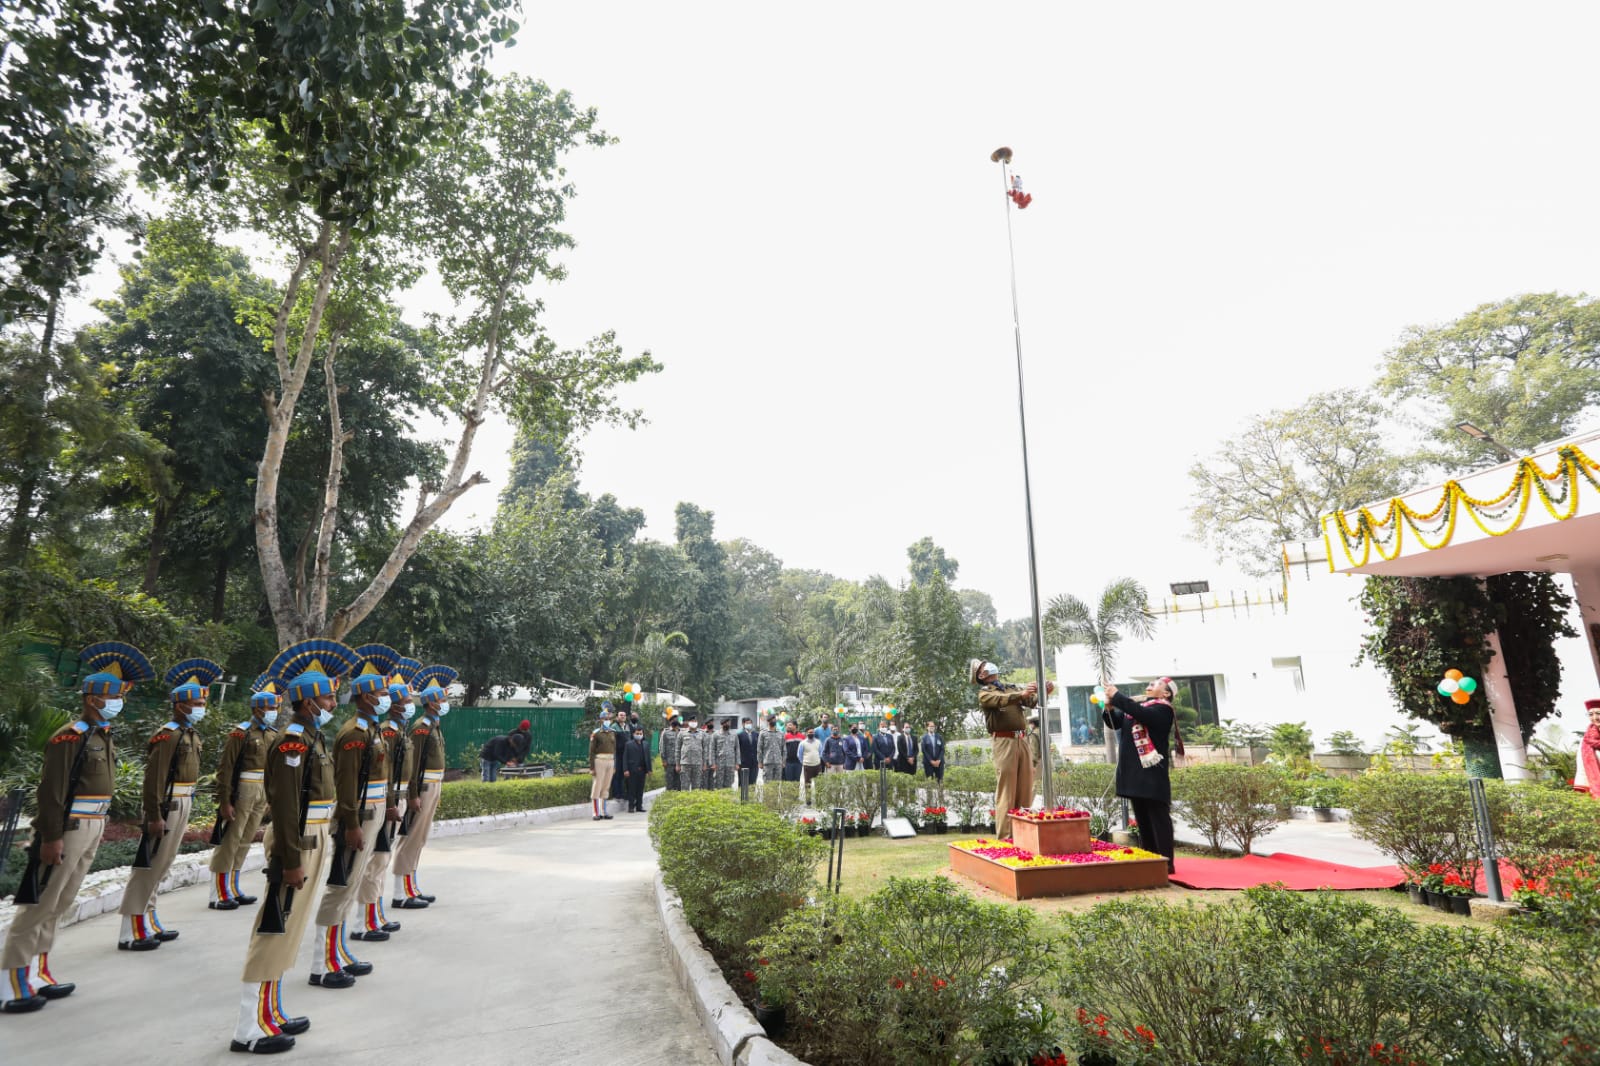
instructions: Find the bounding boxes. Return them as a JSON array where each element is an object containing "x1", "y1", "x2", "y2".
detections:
[
  {"x1": 872, "y1": 723, "x2": 896, "y2": 770},
  {"x1": 894, "y1": 725, "x2": 917, "y2": 775},
  {"x1": 620, "y1": 726, "x2": 652, "y2": 812},
  {"x1": 841, "y1": 726, "x2": 865, "y2": 770},
  {"x1": 920, "y1": 722, "x2": 946, "y2": 783},
  {"x1": 735, "y1": 717, "x2": 760, "y2": 789}
]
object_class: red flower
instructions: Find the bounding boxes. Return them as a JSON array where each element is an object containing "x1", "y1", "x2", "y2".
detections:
[
  {"x1": 890, "y1": 978, "x2": 905, "y2": 989},
  {"x1": 743, "y1": 970, "x2": 758, "y2": 982},
  {"x1": 758, "y1": 958, "x2": 770, "y2": 966},
  {"x1": 932, "y1": 978, "x2": 947, "y2": 990}
]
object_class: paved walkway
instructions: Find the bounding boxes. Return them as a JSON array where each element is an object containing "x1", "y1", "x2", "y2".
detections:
[
  {"x1": 3, "y1": 814, "x2": 719, "y2": 1066},
  {"x1": 1173, "y1": 814, "x2": 1390, "y2": 865}
]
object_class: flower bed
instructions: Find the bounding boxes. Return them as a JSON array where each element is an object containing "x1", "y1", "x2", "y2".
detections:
[{"x1": 949, "y1": 838, "x2": 1169, "y2": 899}]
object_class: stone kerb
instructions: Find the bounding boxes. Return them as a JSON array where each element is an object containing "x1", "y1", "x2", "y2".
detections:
[{"x1": 652, "y1": 870, "x2": 807, "y2": 1066}]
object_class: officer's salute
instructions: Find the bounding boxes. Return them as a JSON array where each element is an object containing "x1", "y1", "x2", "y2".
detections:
[
  {"x1": 230, "y1": 638, "x2": 357, "y2": 1055},
  {"x1": 210, "y1": 676, "x2": 280, "y2": 911},
  {"x1": 2, "y1": 642, "x2": 155, "y2": 1014},
  {"x1": 118, "y1": 657, "x2": 222, "y2": 951}
]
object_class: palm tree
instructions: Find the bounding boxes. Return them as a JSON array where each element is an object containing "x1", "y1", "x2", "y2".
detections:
[
  {"x1": 617, "y1": 630, "x2": 691, "y2": 697},
  {"x1": 1043, "y1": 578, "x2": 1157, "y2": 761}
]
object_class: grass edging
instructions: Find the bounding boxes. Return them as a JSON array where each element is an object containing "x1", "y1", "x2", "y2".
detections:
[{"x1": 652, "y1": 868, "x2": 806, "y2": 1066}]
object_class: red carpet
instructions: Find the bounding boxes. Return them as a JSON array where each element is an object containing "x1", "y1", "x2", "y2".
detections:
[{"x1": 1170, "y1": 852, "x2": 1406, "y2": 891}]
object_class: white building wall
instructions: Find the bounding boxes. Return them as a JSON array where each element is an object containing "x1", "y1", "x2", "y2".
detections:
[{"x1": 1055, "y1": 564, "x2": 1598, "y2": 754}]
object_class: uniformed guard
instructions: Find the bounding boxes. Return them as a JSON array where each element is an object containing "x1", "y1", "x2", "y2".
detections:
[
  {"x1": 677, "y1": 717, "x2": 705, "y2": 791},
  {"x1": 660, "y1": 714, "x2": 682, "y2": 791},
  {"x1": 209, "y1": 675, "x2": 280, "y2": 911},
  {"x1": 758, "y1": 716, "x2": 784, "y2": 786},
  {"x1": 390, "y1": 664, "x2": 456, "y2": 908},
  {"x1": 118, "y1": 657, "x2": 221, "y2": 950},
  {"x1": 2, "y1": 642, "x2": 154, "y2": 1013},
  {"x1": 700, "y1": 720, "x2": 717, "y2": 787},
  {"x1": 307, "y1": 645, "x2": 398, "y2": 988},
  {"x1": 352, "y1": 662, "x2": 420, "y2": 937},
  {"x1": 588, "y1": 708, "x2": 618, "y2": 818},
  {"x1": 714, "y1": 719, "x2": 737, "y2": 788},
  {"x1": 228, "y1": 638, "x2": 357, "y2": 1054}
]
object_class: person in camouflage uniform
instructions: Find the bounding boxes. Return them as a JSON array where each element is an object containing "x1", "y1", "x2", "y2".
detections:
[
  {"x1": 660, "y1": 717, "x2": 682, "y2": 791},
  {"x1": 677, "y1": 719, "x2": 705, "y2": 790},
  {"x1": 713, "y1": 719, "x2": 737, "y2": 789},
  {"x1": 757, "y1": 716, "x2": 785, "y2": 785}
]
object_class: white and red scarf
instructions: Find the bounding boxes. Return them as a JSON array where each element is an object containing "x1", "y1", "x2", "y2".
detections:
[{"x1": 1132, "y1": 697, "x2": 1170, "y2": 768}]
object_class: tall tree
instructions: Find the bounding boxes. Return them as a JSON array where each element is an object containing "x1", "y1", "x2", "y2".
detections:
[
  {"x1": 674, "y1": 502, "x2": 732, "y2": 706},
  {"x1": 1379, "y1": 292, "x2": 1600, "y2": 465},
  {"x1": 1044, "y1": 578, "x2": 1158, "y2": 684},
  {"x1": 907, "y1": 536, "x2": 960, "y2": 585},
  {"x1": 868, "y1": 570, "x2": 983, "y2": 737},
  {"x1": 1188, "y1": 388, "x2": 1404, "y2": 575},
  {"x1": 617, "y1": 630, "x2": 691, "y2": 695}
]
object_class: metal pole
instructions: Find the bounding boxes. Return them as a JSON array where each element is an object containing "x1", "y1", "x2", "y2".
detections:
[
  {"x1": 1468, "y1": 778, "x2": 1503, "y2": 903},
  {"x1": 992, "y1": 145, "x2": 1053, "y2": 809}
]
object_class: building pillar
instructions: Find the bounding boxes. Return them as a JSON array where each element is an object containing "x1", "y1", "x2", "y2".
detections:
[
  {"x1": 1568, "y1": 567, "x2": 1600, "y2": 693},
  {"x1": 1482, "y1": 628, "x2": 1531, "y2": 781}
]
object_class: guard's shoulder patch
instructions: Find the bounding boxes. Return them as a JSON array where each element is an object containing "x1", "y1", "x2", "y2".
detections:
[
  {"x1": 50, "y1": 731, "x2": 84, "y2": 745},
  {"x1": 342, "y1": 739, "x2": 367, "y2": 751},
  {"x1": 229, "y1": 729, "x2": 247, "y2": 739},
  {"x1": 149, "y1": 732, "x2": 172, "y2": 744},
  {"x1": 235, "y1": 720, "x2": 251, "y2": 731},
  {"x1": 71, "y1": 720, "x2": 90, "y2": 734},
  {"x1": 355, "y1": 717, "x2": 370, "y2": 730},
  {"x1": 163, "y1": 720, "x2": 180, "y2": 730},
  {"x1": 413, "y1": 725, "x2": 431, "y2": 736},
  {"x1": 278, "y1": 740, "x2": 309, "y2": 756},
  {"x1": 286, "y1": 723, "x2": 305, "y2": 735}
]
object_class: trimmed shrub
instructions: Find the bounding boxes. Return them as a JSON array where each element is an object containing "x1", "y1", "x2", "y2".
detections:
[
  {"x1": 1054, "y1": 760, "x2": 1119, "y2": 831},
  {"x1": 754, "y1": 779, "x2": 804, "y2": 821},
  {"x1": 754, "y1": 877, "x2": 1053, "y2": 1066},
  {"x1": 1488, "y1": 782, "x2": 1600, "y2": 883},
  {"x1": 649, "y1": 791, "x2": 824, "y2": 956},
  {"x1": 1347, "y1": 772, "x2": 1478, "y2": 880},
  {"x1": 437, "y1": 772, "x2": 658, "y2": 819},
  {"x1": 1172, "y1": 764, "x2": 1291, "y2": 854}
]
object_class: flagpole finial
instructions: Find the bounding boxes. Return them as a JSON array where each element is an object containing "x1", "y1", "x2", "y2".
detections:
[{"x1": 990, "y1": 146, "x2": 1013, "y2": 163}]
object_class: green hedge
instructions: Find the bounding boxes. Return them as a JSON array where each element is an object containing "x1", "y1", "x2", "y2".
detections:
[
  {"x1": 436, "y1": 771, "x2": 660, "y2": 820},
  {"x1": 1172, "y1": 764, "x2": 1293, "y2": 854}
]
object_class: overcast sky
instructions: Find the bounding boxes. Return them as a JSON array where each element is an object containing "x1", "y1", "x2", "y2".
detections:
[
  {"x1": 63, "y1": 3, "x2": 1600, "y2": 628},
  {"x1": 412, "y1": 1, "x2": 1596, "y2": 622}
]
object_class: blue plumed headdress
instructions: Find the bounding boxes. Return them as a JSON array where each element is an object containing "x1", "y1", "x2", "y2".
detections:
[
  {"x1": 264, "y1": 639, "x2": 359, "y2": 704},
  {"x1": 165, "y1": 657, "x2": 224, "y2": 703},
  {"x1": 250, "y1": 674, "x2": 282, "y2": 710},
  {"x1": 413, "y1": 664, "x2": 459, "y2": 703},
  {"x1": 80, "y1": 641, "x2": 157, "y2": 695},
  {"x1": 350, "y1": 643, "x2": 401, "y2": 695}
]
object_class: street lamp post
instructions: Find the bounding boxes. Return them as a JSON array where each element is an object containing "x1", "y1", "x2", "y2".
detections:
[{"x1": 991, "y1": 146, "x2": 1053, "y2": 809}]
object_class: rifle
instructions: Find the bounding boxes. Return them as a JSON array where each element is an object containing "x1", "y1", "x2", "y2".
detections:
[
  {"x1": 327, "y1": 717, "x2": 379, "y2": 887},
  {"x1": 257, "y1": 730, "x2": 316, "y2": 936},
  {"x1": 399, "y1": 724, "x2": 433, "y2": 837},
  {"x1": 374, "y1": 721, "x2": 404, "y2": 854},
  {"x1": 209, "y1": 726, "x2": 250, "y2": 846},
  {"x1": 13, "y1": 737, "x2": 93, "y2": 905},
  {"x1": 133, "y1": 728, "x2": 185, "y2": 868}
]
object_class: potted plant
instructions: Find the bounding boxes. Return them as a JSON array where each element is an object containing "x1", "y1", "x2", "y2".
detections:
[
  {"x1": 746, "y1": 962, "x2": 787, "y2": 1038},
  {"x1": 1306, "y1": 781, "x2": 1339, "y2": 822},
  {"x1": 1405, "y1": 877, "x2": 1425, "y2": 906},
  {"x1": 1441, "y1": 871, "x2": 1475, "y2": 916},
  {"x1": 798, "y1": 816, "x2": 818, "y2": 836},
  {"x1": 1420, "y1": 865, "x2": 1448, "y2": 910},
  {"x1": 923, "y1": 805, "x2": 948, "y2": 834}
]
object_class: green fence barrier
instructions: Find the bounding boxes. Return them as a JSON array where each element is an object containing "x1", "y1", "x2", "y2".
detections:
[{"x1": 444, "y1": 706, "x2": 589, "y2": 770}]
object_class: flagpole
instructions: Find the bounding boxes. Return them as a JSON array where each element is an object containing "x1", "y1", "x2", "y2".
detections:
[{"x1": 990, "y1": 146, "x2": 1053, "y2": 810}]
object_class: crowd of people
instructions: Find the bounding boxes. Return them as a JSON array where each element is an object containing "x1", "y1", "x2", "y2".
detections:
[{"x1": 2, "y1": 639, "x2": 463, "y2": 1056}]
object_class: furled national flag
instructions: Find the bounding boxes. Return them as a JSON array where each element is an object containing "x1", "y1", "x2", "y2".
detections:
[{"x1": 1009, "y1": 174, "x2": 1033, "y2": 209}]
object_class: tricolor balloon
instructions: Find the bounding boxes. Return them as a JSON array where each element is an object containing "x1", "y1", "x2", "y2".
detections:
[
  {"x1": 1090, "y1": 685, "x2": 1107, "y2": 707},
  {"x1": 622, "y1": 681, "x2": 643, "y2": 703},
  {"x1": 1437, "y1": 670, "x2": 1478, "y2": 704}
]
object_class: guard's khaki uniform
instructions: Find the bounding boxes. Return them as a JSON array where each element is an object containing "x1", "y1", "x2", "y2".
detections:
[
  {"x1": 242, "y1": 722, "x2": 336, "y2": 982},
  {"x1": 589, "y1": 726, "x2": 617, "y2": 808},
  {"x1": 120, "y1": 720, "x2": 201, "y2": 936},
  {"x1": 356, "y1": 715, "x2": 413, "y2": 931},
  {"x1": 2, "y1": 721, "x2": 115, "y2": 973},
  {"x1": 209, "y1": 718, "x2": 275, "y2": 900},
  {"x1": 390, "y1": 715, "x2": 444, "y2": 898},
  {"x1": 979, "y1": 681, "x2": 1038, "y2": 840},
  {"x1": 311, "y1": 713, "x2": 388, "y2": 972}
]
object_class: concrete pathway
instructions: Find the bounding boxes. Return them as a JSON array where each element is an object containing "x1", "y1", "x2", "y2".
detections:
[
  {"x1": 3, "y1": 813, "x2": 719, "y2": 1066},
  {"x1": 1174, "y1": 814, "x2": 1391, "y2": 865}
]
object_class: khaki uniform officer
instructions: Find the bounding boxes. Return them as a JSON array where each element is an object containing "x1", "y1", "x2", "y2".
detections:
[
  {"x1": 390, "y1": 664, "x2": 457, "y2": 908},
  {"x1": 208, "y1": 676, "x2": 280, "y2": 910},
  {"x1": 307, "y1": 647, "x2": 398, "y2": 988},
  {"x1": 118, "y1": 657, "x2": 222, "y2": 950},
  {"x1": 2, "y1": 641, "x2": 155, "y2": 1013},
  {"x1": 589, "y1": 709, "x2": 618, "y2": 819},
  {"x1": 228, "y1": 639, "x2": 357, "y2": 1055},
  {"x1": 971, "y1": 658, "x2": 1050, "y2": 841},
  {"x1": 353, "y1": 679, "x2": 418, "y2": 937}
]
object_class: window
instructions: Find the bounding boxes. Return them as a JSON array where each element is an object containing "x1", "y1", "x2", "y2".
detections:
[{"x1": 1271, "y1": 656, "x2": 1305, "y2": 694}]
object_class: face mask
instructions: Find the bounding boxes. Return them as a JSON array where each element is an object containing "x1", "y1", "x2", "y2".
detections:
[
  {"x1": 633, "y1": 734, "x2": 643, "y2": 741},
  {"x1": 437, "y1": 702, "x2": 451, "y2": 716},
  {"x1": 100, "y1": 697, "x2": 125, "y2": 719},
  {"x1": 186, "y1": 704, "x2": 207, "y2": 723},
  {"x1": 315, "y1": 707, "x2": 334, "y2": 727},
  {"x1": 375, "y1": 695, "x2": 392, "y2": 714},
  {"x1": 398, "y1": 701, "x2": 416, "y2": 720}
]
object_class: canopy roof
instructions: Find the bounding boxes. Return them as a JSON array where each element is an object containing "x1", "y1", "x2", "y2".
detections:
[{"x1": 1321, "y1": 429, "x2": 1600, "y2": 577}]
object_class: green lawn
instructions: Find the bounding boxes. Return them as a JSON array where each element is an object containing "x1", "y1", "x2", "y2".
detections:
[{"x1": 818, "y1": 832, "x2": 1478, "y2": 925}]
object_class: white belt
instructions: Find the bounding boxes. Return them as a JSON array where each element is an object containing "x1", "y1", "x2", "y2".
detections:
[
  {"x1": 306, "y1": 799, "x2": 335, "y2": 825},
  {"x1": 239, "y1": 769, "x2": 265, "y2": 782},
  {"x1": 421, "y1": 769, "x2": 444, "y2": 782},
  {"x1": 362, "y1": 782, "x2": 387, "y2": 806},
  {"x1": 171, "y1": 782, "x2": 197, "y2": 798},
  {"x1": 70, "y1": 795, "x2": 111, "y2": 818}
]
